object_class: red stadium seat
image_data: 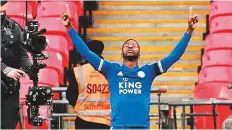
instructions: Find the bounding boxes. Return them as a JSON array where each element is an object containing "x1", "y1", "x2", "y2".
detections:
[
  {"x1": 202, "y1": 49, "x2": 232, "y2": 68},
  {"x1": 194, "y1": 82, "x2": 232, "y2": 99},
  {"x1": 194, "y1": 82, "x2": 232, "y2": 129},
  {"x1": 199, "y1": 66, "x2": 232, "y2": 84},
  {"x1": 37, "y1": 68, "x2": 59, "y2": 87},
  {"x1": 37, "y1": 2, "x2": 79, "y2": 30},
  {"x1": 210, "y1": 16, "x2": 232, "y2": 33},
  {"x1": 204, "y1": 33, "x2": 232, "y2": 51},
  {"x1": 74, "y1": 1, "x2": 84, "y2": 16},
  {"x1": 37, "y1": 17, "x2": 74, "y2": 50},
  {"x1": 20, "y1": 68, "x2": 59, "y2": 87},
  {"x1": 209, "y1": 1, "x2": 232, "y2": 23},
  {"x1": 194, "y1": 104, "x2": 232, "y2": 129},
  {"x1": 42, "y1": 52, "x2": 64, "y2": 84},
  {"x1": 39, "y1": 0, "x2": 84, "y2": 16},
  {"x1": 45, "y1": 35, "x2": 69, "y2": 67},
  {"x1": 195, "y1": 2, "x2": 232, "y2": 127},
  {"x1": 7, "y1": 1, "x2": 38, "y2": 28}
]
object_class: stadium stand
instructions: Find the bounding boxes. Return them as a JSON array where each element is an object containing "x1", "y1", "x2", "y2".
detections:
[
  {"x1": 37, "y1": 17, "x2": 74, "y2": 51},
  {"x1": 37, "y1": 2, "x2": 79, "y2": 31},
  {"x1": 209, "y1": 1, "x2": 232, "y2": 24},
  {"x1": 210, "y1": 16, "x2": 232, "y2": 33},
  {"x1": 202, "y1": 49, "x2": 232, "y2": 68},
  {"x1": 204, "y1": 33, "x2": 232, "y2": 51},
  {"x1": 45, "y1": 35, "x2": 69, "y2": 67},
  {"x1": 41, "y1": 52, "x2": 64, "y2": 84},
  {"x1": 199, "y1": 66, "x2": 232, "y2": 83},
  {"x1": 194, "y1": 1, "x2": 232, "y2": 129},
  {"x1": 7, "y1": 1, "x2": 38, "y2": 28},
  {"x1": 39, "y1": 0, "x2": 84, "y2": 16}
]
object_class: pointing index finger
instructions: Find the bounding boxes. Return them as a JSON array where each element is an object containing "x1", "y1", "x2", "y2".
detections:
[
  {"x1": 189, "y1": 6, "x2": 192, "y2": 15},
  {"x1": 66, "y1": 4, "x2": 70, "y2": 15},
  {"x1": 66, "y1": 4, "x2": 69, "y2": 11}
]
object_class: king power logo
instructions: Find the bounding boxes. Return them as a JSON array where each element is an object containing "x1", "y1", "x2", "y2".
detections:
[{"x1": 118, "y1": 78, "x2": 142, "y2": 95}]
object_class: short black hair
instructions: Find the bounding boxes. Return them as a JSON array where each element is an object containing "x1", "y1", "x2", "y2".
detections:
[
  {"x1": 122, "y1": 39, "x2": 140, "y2": 48},
  {"x1": 1, "y1": 0, "x2": 8, "y2": 6}
]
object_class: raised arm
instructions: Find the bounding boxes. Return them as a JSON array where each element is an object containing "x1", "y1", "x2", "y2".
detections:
[
  {"x1": 61, "y1": 4, "x2": 102, "y2": 70},
  {"x1": 61, "y1": 4, "x2": 109, "y2": 72},
  {"x1": 68, "y1": 29, "x2": 103, "y2": 70},
  {"x1": 158, "y1": 32, "x2": 191, "y2": 73},
  {"x1": 157, "y1": 7, "x2": 199, "y2": 73}
]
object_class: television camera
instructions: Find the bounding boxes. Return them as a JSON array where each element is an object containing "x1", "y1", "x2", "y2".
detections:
[{"x1": 22, "y1": 20, "x2": 53, "y2": 126}]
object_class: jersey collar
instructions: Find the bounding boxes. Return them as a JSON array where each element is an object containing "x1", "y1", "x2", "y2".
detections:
[{"x1": 122, "y1": 64, "x2": 139, "y2": 72}]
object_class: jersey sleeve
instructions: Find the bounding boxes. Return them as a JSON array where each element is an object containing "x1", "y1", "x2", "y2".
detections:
[
  {"x1": 157, "y1": 32, "x2": 191, "y2": 74},
  {"x1": 68, "y1": 28, "x2": 113, "y2": 76},
  {"x1": 68, "y1": 28, "x2": 102, "y2": 70},
  {"x1": 97, "y1": 59, "x2": 113, "y2": 77},
  {"x1": 148, "y1": 33, "x2": 191, "y2": 79},
  {"x1": 147, "y1": 62, "x2": 163, "y2": 80}
]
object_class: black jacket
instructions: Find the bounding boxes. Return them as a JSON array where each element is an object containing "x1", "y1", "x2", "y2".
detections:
[{"x1": 1, "y1": 16, "x2": 32, "y2": 74}]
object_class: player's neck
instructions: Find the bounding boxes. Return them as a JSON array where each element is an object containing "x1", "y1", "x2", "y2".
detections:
[{"x1": 123, "y1": 59, "x2": 138, "y2": 69}]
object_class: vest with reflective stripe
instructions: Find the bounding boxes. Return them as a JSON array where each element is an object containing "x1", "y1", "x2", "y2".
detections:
[{"x1": 73, "y1": 64, "x2": 111, "y2": 126}]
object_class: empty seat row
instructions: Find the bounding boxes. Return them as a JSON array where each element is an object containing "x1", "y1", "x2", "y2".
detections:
[
  {"x1": 194, "y1": 82, "x2": 232, "y2": 129},
  {"x1": 202, "y1": 49, "x2": 232, "y2": 68},
  {"x1": 204, "y1": 33, "x2": 232, "y2": 51},
  {"x1": 194, "y1": 82, "x2": 232, "y2": 99},
  {"x1": 194, "y1": 2, "x2": 232, "y2": 129},
  {"x1": 210, "y1": 15, "x2": 232, "y2": 33},
  {"x1": 209, "y1": 1, "x2": 232, "y2": 23},
  {"x1": 45, "y1": 35, "x2": 69, "y2": 67},
  {"x1": 7, "y1": 1, "x2": 84, "y2": 21},
  {"x1": 199, "y1": 66, "x2": 232, "y2": 84},
  {"x1": 37, "y1": 2, "x2": 80, "y2": 31},
  {"x1": 38, "y1": 17, "x2": 74, "y2": 50},
  {"x1": 7, "y1": 1, "x2": 37, "y2": 28},
  {"x1": 209, "y1": 1, "x2": 232, "y2": 33}
]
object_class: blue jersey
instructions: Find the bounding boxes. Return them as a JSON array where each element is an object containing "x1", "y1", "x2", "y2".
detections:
[
  {"x1": 68, "y1": 28, "x2": 191, "y2": 127},
  {"x1": 99, "y1": 60, "x2": 161, "y2": 127}
]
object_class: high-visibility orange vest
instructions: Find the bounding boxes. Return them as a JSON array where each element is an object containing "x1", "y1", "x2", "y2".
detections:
[{"x1": 73, "y1": 64, "x2": 111, "y2": 126}]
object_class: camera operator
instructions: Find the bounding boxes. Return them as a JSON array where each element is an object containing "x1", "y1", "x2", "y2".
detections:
[{"x1": 1, "y1": 1, "x2": 32, "y2": 129}]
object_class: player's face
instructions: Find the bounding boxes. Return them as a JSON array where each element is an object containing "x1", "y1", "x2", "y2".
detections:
[{"x1": 122, "y1": 40, "x2": 140, "y2": 59}]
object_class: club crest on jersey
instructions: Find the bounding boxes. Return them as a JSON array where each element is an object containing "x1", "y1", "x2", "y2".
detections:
[{"x1": 138, "y1": 71, "x2": 145, "y2": 78}]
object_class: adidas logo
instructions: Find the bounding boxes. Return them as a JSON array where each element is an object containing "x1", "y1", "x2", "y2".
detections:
[{"x1": 117, "y1": 71, "x2": 123, "y2": 76}]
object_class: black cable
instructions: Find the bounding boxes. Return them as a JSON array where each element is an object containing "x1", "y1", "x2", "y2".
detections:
[{"x1": 25, "y1": 1, "x2": 28, "y2": 26}]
